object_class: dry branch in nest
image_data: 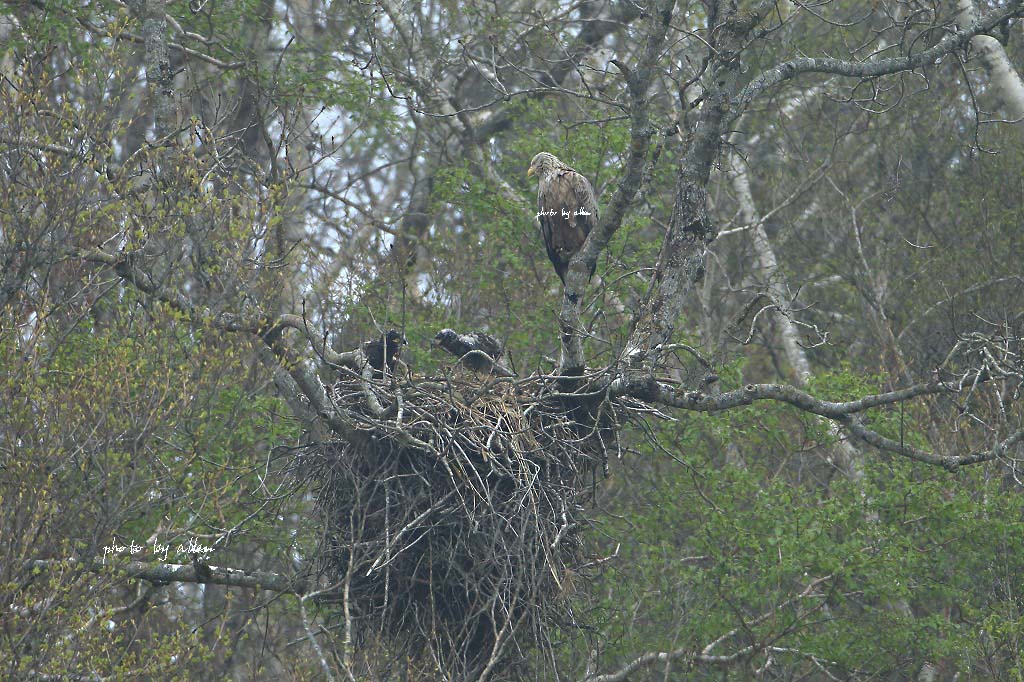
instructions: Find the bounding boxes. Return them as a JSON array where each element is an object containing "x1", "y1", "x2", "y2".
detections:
[{"x1": 299, "y1": 365, "x2": 634, "y2": 680}]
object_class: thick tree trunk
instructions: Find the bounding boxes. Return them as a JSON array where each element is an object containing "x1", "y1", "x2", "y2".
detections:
[{"x1": 128, "y1": 0, "x2": 173, "y2": 137}]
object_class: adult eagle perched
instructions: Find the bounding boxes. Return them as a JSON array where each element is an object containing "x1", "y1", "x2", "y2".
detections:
[{"x1": 527, "y1": 152, "x2": 599, "y2": 285}]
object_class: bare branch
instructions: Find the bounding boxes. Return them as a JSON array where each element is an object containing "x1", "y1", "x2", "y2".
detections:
[
  {"x1": 609, "y1": 376, "x2": 957, "y2": 418},
  {"x1": 736, "y1": 1, "x2": 1024, "y2": 114},
  {"x1": 26, "y1": 559, "x2": 307, "y2": 594}
]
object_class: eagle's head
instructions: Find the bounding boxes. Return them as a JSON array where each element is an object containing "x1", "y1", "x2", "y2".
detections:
[
  {"x1": 431, "y1": 328, "x2": 458, "y2": 349},
  {"x1": 383, "y1": 329, "x2": 406, "y2": 357},
  {"x1": 527, "y1": 152, "x2": 561, "y2": 179}
]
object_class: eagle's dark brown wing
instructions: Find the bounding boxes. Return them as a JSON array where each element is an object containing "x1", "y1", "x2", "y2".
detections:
[
  {"x1": 538, "y1": 166, "x2": 598, "y2": 284},
  {"x1": 464, "y1": 331, "x2": 503, "y2": 360},
  {"x1": 568, "y1": 168, "x2": 599, "y2": 280}
]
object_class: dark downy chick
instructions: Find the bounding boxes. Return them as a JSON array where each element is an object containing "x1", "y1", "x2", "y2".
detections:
[{"x1": 363, "y1": 330, "x2": 406, "y2": 376}]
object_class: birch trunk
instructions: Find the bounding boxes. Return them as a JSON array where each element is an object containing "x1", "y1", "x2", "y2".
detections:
[
  {"x1": 729, "y1": 152, "x2": 867, "y2": 482},
  {"x1": 958, "y1": 0, "x2": 1024, "y2": 119}
]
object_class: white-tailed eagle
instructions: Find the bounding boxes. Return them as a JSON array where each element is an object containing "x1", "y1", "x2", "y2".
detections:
[{"x1": 527, "y1": 152, "x2": 599, "y2": 285}]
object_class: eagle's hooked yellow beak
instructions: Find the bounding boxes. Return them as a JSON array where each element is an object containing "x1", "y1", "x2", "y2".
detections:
[{"x1": 526, "y1": 166, "x2": 535, "y2": 177}]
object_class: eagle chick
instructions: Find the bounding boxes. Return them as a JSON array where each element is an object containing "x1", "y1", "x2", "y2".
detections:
[
  {"x1": 362, "y1": 330, "x2": 405, "y2": 377},
  {"x1": 432, "y1": 329, "x2": 514, "y2": 376}
]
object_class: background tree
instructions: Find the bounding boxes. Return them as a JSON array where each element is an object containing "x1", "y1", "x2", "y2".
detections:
[{"x1": 2, "y1": 0, "x2": 1023, "y2": 679}]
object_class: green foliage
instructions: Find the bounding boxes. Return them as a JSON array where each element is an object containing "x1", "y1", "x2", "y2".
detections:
[
  {"x1": 564, "y1": 350, "x2": 1024, "y2": 678},
  {"x1": 4, "y1": 0, "x2": 1024, "y2": 677},
  {"x1": 580, "y1": 427, "x2": 1022, "y2": 677},
  {"x1": 1, "y1": 286, "x2": 305, "y2": 675}
]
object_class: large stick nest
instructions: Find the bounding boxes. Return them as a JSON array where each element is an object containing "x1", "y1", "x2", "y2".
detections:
[{"x1": 302, "y1": 367, "x2": 634, "y2": 679}]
